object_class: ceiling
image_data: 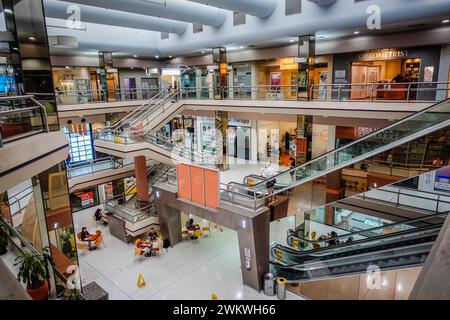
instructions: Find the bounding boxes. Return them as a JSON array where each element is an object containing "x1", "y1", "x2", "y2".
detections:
[{"x1": 6, "y1": 0, "x2": 450, "y2": 60}]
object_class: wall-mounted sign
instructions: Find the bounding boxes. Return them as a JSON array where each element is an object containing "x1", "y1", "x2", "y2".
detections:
[
  {"x1": 357, "y1": 49, "x2": 409, "y2": 61},
  {"x1": 228, "y1": 118, "x2": 251, "y2": 128},
  {"x1": 280, "y1": 58, "x2": 298, "y2": 71},
  {"x1": 335, "y1": 70, "x2": 346, "y2": 78},
  {"x1": 145, "y1": 68, "x2": 159, "y2": 76}
]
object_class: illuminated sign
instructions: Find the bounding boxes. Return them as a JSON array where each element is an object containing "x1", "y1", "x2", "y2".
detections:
[
  {"x1": 280, "y1": 58, "x2": 298, "y2": 70},
  {"x1": 358, "y1": 49, "x2": 409, "y2": 61}
]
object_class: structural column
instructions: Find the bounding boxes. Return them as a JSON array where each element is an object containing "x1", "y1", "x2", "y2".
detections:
[
  {"x1": 215, "y1": 111, "x2": 229, "y2": 171},
  {"x1": 212, "y1": 47, "x2": 227, "y2": 99},
  {"x1": 297, "y1": 35, "x2": 316, "y2": 101},
  {"x1": 3, "y1": 0, "x2": 59, "y2": 128},
  {"x1": 134, "y1": 156, "x2": 149, "y2": 204},
  {"x1": 111, "y1": 178, "x2": 125, "y2": 205},
  {"x1": 296, "y1": 115, "x2": 313, "y2": 165}
]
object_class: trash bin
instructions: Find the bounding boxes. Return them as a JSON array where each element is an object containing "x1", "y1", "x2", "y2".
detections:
[
  {"x1": 263, "y1": 273, "x2": 276, "y2": 296},
  {"x1": 277, "y1": 277, "x2": 287, "y2": 300}
]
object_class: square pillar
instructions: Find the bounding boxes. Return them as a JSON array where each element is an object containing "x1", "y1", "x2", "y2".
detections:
[
  {"x1": 212, "y1": 47, "x2": 227, "y2": 99},
  {"x1": 215, "y1": 111, "x2": 229, "y2": 171},
  {"x1": 134, "y1": 156, "x2": 149, "y2": 204},
  {"x1": 297, "y1": 35, "x2": 316, "y2": 101}
]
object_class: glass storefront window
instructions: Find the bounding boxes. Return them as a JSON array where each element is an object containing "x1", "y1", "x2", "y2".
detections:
[{"x1": 64, "y1": 123, "x2": 95, "y2": 165}]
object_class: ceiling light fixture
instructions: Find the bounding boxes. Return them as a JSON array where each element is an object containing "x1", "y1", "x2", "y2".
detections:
[
  {"x1": 240, "y1": 46, "x2": 244, "y2": 49},
  {"x1": 201, "y1": 50, "x2": 205, "y2": 54},
  {"x1": 169, "y1": 55, "x2": 173, "y2": 58},
  {"x1": 443, "y1": 19, "x2": 450, "y2": 24},
  {"x1": 29, "y1": 36, "x2": 36, "y2": 41},
  {"x1": 65, "y1": 66, "x2": 70, "y2": 69},
  {"x1": 133, "y1": 54, "x2": 138, "y2": 58},
  {"x1": 289, "y1": 39, "x2": 295, "y2": 43},
  {"x1": 4, "y1": 9, "x2": 13, "y2": 14},
  {"x1": 155, "y1": 55, "x2": 159, "y2": 58},
  {"x1": 354, "y1": 31, "x2": 360, "y2": 35}
]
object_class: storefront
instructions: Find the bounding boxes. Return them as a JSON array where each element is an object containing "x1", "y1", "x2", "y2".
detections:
[
  {"x1": 52, "y1": 66, "x2": 91, "y2": 103},
  {"x1": 180, "y1": 66, "x2": 212, "y2": 98},
  {"x1": 255, "y1": 56, "x2": 332, "y2": 100},
  {"x1": 228, "y1": 118, "x2": 253, "y2": 161},
  {"x1": 118, "y1": 68, "x2": 160, "y2": 99},
  {"x1": 160, "y1": 68, "x2": 180, "y2": 89},
  {"x1": 333, "y1": 46, "x2": 442, "y2": 101},
  {"x1": 257, "y1": 120, "x2": 297, "y2": 166},
  {"x1": 63, "y1": 122, "x2": 95, "y2": 165},
  {"x1": 70, "y1": 186, "x2": 100, "y2": 213}
]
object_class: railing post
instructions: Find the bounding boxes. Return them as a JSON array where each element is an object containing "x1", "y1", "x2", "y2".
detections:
[
  {"x1": 370, "y1": 83, "x2": 375, "y2": 102},
  {"x1": 338, "y1": 84, "x2": 343, "y2": 101},
  {"x1": 407, "y1": 83, "x2": 412, "y2": 102}
]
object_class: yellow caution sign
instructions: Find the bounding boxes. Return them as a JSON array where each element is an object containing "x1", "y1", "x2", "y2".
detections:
[
  {"x1": 211, "y1": 293, "x2": 218, "y2": 300},
  {"x1": 137, "y1": 273, "x2": 147, "y2": 288}
]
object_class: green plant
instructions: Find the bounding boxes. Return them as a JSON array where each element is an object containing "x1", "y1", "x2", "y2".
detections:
[
  {"x1": 0, "y1": 220, "x2": 8, "y2": 255},
  {"x1": 15, "y1": 250, "x2": 48, "y2": 289}
]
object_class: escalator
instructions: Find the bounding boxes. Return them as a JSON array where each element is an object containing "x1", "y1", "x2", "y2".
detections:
[
  {"x1": 222, "y1": 99, "x2": 450, "y2": 210},
  {"x1": 270, "y1": 211, "x2": 448, "y2": 282}
]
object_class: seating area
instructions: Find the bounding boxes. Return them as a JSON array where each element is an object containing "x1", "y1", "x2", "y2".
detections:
[{"x1": 76, "y1": 229, "x2": 104, "y2": 252}]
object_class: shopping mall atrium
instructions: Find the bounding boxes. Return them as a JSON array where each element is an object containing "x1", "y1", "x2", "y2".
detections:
[{"x1": 1, "y1": 0, "x2": 450, "y2": 301}]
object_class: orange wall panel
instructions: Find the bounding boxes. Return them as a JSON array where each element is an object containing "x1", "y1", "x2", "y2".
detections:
[
  {"x1": 189, "y1": 166, "x2": 204, "y2": 205},
  {"x1": 204, "y1": 169, "x2": 219, "y2": 209},
  {"x1": 177, "y1": 163, "x2": 191, "y2": 200}
]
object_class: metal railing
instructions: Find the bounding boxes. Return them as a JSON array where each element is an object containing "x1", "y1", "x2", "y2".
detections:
[
  {"x1": 0, "y1": 217, "x2": 86, "y2": 300},
  {"x1": 0, "y1": 95, "x2": 49, "y2": 147},
  {"x1": 55, "y1": 88, "x2": 162, "y2": 105},
  {"x1": 361, "y1": 185, "x2": 450, "y2": 213},
  {"x1": 66, "y1": 157, "x2": 134, "y2": 179}
]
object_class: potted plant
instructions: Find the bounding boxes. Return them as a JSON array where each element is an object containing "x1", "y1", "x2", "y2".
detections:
[
  {"x1": 15, "y1": 250, "x2": 50, "y2": 300},
  {"x1": 0, "y1": 220, "x2": 8, "y2": 256}
]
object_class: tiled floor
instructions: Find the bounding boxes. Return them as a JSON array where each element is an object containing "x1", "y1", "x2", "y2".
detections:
[{"x1": 73, "y1": 206, "x2": 304, "y2": 300}]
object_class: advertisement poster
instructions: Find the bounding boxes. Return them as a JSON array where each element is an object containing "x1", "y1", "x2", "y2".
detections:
[
  {"x1": 80, "y1": 191, "x2": 94, "y2": 209},
  {"x1": 270, "y1": 72, "x2": 281, "y2": 89},
  {"x1": 434, "y1": 166, "x2": 450, "y2": 193},
  {"x1": 424, "y1": 66, "x2": 434, "y2": 82}
]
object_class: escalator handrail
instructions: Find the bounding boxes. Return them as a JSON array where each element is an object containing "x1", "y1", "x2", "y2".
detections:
[
  {"x1": 129, "y1": 89, "x2": 180, "y2": 128},
  {"x1": 285, "y1": 211, "x2": 448, "y2": 247},
  {"x1": 230, "y1": 98, "x2": 450, "y2": 190},
  {"x1": 109, "y1": 89, "x2": 168, "y2": 131},
  {"x1": 271, "y1": 240, "x2": 433, "y2": 270},
  {"x1": 270, "y1": 225, "x2": 442, "y2": 260},
  {"x1": 274, "y1": 222, "x2": 443, "y2": 258}
]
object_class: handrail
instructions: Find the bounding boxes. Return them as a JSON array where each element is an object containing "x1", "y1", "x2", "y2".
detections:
[
  {"x1": 287, "y1": 211, "x2": 448, "y2": 247},
  {"x1": 0, "y1": 217, "x2": 86, "y2": 300},
  {"x1": 226, "y1": 98, "x2": 450, "y2": 192},
  {"x1": 109, "y1": 89, "x2": 168, "y2": 131}
]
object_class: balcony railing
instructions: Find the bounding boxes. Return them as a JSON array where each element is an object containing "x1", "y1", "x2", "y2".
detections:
[{"x1": 0, "y1": 95, "x2": 49, "y2": 147}]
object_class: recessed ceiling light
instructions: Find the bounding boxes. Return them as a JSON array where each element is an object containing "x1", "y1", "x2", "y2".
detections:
[
  {"x1": 4, "y1": 9, "x2": 13, "y2": 14},
  {"x1": 289, "y1": 39, "x2": 295, "y2": 43},
  {"x1": 13, "y1": 47, "x2": 19, "y2": 51},
  {"x1": 65, "y1": 66, "x2": 70, "y2": 69},
  {"x1": 240, "y1": 46, "x2": 244, "y2": 49},
  {"x1": 133, "y1": 54, "x2": 138, "y2": 58},
  {"x1": 201, "y1": 50, "x2": 205, "y2": 54},
  {"x1": 155, "y1": 55, "x2": 159, "y2": 58},
  {"x1": 443, "y1": 19, "x2": 450, "y2": 24},
  {"x1": 29, "y1": 36, "x2": 36, "y2": 41},
  {"x1": 354, "y1": 31, "x2": 360, "y2": 35},
  {"x1": 169, "y1": 55, "x2": 172, "y2": 58}
]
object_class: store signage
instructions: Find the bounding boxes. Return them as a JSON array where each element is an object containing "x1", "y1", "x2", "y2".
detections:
[
  {"x1": 145, "y1": 68, "x2": 159, "y2": 76},
  {"x1": 228, "y1": 118, "x2": 251, "y2": 127},
  {"x1": 162, "y1": 68, "x2": 181, "y2": 76},
  {"x1": 80, "y1": 191, "x2": 94, "y2": 208},
  {"x1": 357, "y1": 49, "x2": 409, "y2": 61},
  {"x1": 355, "y1": 127, "x2": 378, "y2": 138},
  {"x1": 280, "y1": 58, "x2": 298, "y2": 70}
]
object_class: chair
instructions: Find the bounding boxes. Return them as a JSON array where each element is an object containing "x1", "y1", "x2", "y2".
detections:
[
  {"x1": 95, "y1": 230, "x2": 102, "y2": 236},
  {"x1": 77, "y1": 243, "x2": 88, "y2": 251},
  {"x1": 135, "y1": 239, "x2": 142, "y2": 246},
  {"x1": 194, "y1": 230, "x2": 203, "y2": 238},
  {"x1": 76, "y1": 232, "x2": 82, "y2": 241},
  {"x1": 92, "y1": 215, "x2": 102, "y2": 226},
  {"x1": 202, "y1": 226, "x2": 210, "y2": 238},
  {"x1": 134, "y1": 247, "x2": 145, "y2": 261}
]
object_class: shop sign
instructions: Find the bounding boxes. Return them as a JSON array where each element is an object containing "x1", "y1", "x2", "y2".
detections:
[
  {"x1": 80, "y1": 191, "x2": 94, "y2": 208},
  {"x1": 280, "y1": 58, "x2": 298, "y2": 70},
  {"x1": 355, "y1": 127, "x2": 378, "y2": 138},
  {"x1": 145, "y1": 68, "x2": 159, "y2": 76},
  {"x1": 357, "y1": 49, "x2": 409, "y2": 61},
  {"x1": 228, "y1": 118, "x2": 251, "y2": 127}
]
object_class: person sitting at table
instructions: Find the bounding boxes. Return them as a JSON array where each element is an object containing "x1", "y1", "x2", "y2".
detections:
[
  {"x1": 148, "y1": 227, "x2": 158, "y2": 241},
  {"x1": 186, "y1": 218, "x2": 197, "y2": 231},
  {"x1": 80, "y1": 227, "x2": 91, "y2": 241}
]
